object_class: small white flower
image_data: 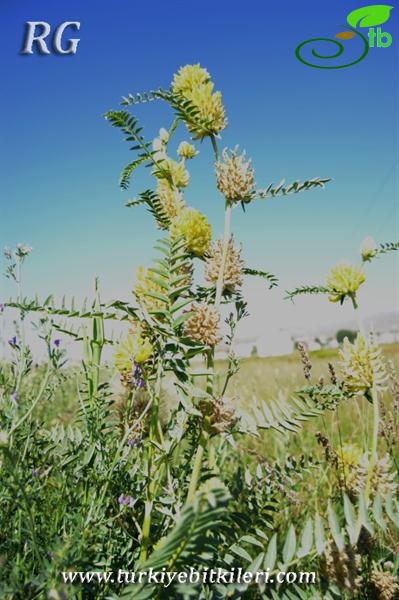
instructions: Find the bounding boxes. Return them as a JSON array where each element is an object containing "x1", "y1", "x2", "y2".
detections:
[{"x1": 159, "y1": 128, "x2": 169, "y2": 144}]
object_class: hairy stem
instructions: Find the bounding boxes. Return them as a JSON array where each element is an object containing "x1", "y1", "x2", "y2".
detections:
[
  {"x1": 366, "y1": 385, "x2": 379, "y2": 499},
  {"x1": 215, "y1": 202, "x2": 232, "y2": 308},
  {"x1": 10, "y1": 364, "x2": 51, "y2": 436},
  {"x1": 139, "y1": 359, "x2": 163, "y2": 561}
]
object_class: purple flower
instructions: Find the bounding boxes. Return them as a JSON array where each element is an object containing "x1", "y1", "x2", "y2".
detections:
[
  {"x1": 10, "y1": 391, "x2": 19, "y2": 405},
  {"x1": 130, "y1": 363, "x2": 145, "y2": 389},
  {"x1": 128, "y1": 437, "x2": 143, "y2": 449},
  {"x1": 0, "y1": 303, "x2": 4, "y2": 313},
  {"x1": 31, "y1": 468, "x2": 39, "y2": 477},
  {"x1": 118, "y1": 494, "x2": 136, "y2": 508},
  {"x1": 8, "y1": 336, "x2": 17, "y2": 347},
  {"x1": 3, "y1": 247, "x2": 11, "y2": 259},
  {"x1": 53, "y1": 339, "x2": 61, "y2": 348}
]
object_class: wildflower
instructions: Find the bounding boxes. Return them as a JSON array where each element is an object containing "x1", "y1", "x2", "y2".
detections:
[
  {"x1": 114, "y1": 333, "x2": 153, "y2": 373},
  {"x1": 360, "y1": 236, "x2": 378, "y2": 262},
  {"x1": 131, "y1": 363, "x2": 145, "y2": 389},
  {"x1": 10, "y1": 391, "x2": 19, "y2": 405},
  {"x1": 328, "y1": 362, "x2": 338, "y2": 385},
  {"x1": 159, "y1": 127, "x2": 169, "y2": 144},
  {"x1": 32, "y1": 468, "x2": 39, "y2": 477},
  {"x1": 339, "y1": 334, "x2": 388, "y2": 396},
  {"x1": 215, "y1": 147, "x2": 255, "y2": 204},
  {"x1": 156, "y1": 181, "x2": 185, "y2": 225},
  {"x1": 170, "y1": 207, "x2": 211, "y2": 257},
  {"x1": 134, "y1": 266, "x2": 167, "y2": 312},
  {"x1": 155, "y1": 157, "x2": 189, "y2": 189},
  {"x1": 15, "y1": 244, "x2": 33, "y2": 258},
  {"x1": 184, "y1": 82, "x2": 227, "y2": 138},
  {"x1": 367, "y1": 454, "x2": 398, "y2": 498},
  {"x1": 118, "y1": 494, "x2": 136, "y2": 508},
  {"x1": 53, "y1": 339, "x2": 61, "y2": 348},
  {"x1": 336, "y1": 444, "x2": 397, "y2": 499},
  {"x1": 128, "y1": 437, "x2": 143, "y2": 449},
  {"x1": 172, "y1": 65, "x2": 227, "y2": 138},
  {"x1": 336, "y1": 444, "x2": 365, "y2": 496},
  {"x1": 8, "y1": 336, "x2": 17, "y2": 347},
  {"x1": 177, "y1": 141, "x2": 198, "y2": 160},
  {"x1": 323, "y1": 540, "x2": 362, "y2": 592},
  {"x1": 326, "y1": 262, "x2": 365, "y2": 305},
  {"x1": 370, "y1": 568, "x2": 398, "y2": 600},
  {"x1": 207, "y1": 397, "x2": 238, "y2": 434},
  {"x1": 315, "y1": 431, "x2": 338, "y2": 465},
  {"x1": 297, "y1": 342, "x2": 312, "y2": 381},
  {"x1": 3, "y1": 247, "x2": 11, "y2": 259},
  {"x1": 183, "y1": 303, "x2": 220, "y2": 347},
  {"x1": 152, "y1": 138, "x2": 167, "y2": 162},
  {"x1": 205, "y1": 236, "x2": 244, "y2": 293},
  {"x1": 0, "y1": 304, "x2": 4, "y2": 313},
  {"x1": 172, "y1": 64, "x2": 211, "y2": 95}
]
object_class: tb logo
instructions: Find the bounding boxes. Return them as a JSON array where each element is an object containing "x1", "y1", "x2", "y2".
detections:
[{"x1": 21, "y1": 21, "x2": 81, "y2": 55}]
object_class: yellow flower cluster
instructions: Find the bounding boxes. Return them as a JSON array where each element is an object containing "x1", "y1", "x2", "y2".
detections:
[
  {"x1": 134, "y1": 266, "x2": 166, "y2": 312},
  {"x1": 114, "y1": 332, "x2": 153, "y2": 371},
  {"x1": 170, "y1": 207, "x2": 211, "y2": 257},
  {"x1": 336, "y1": 444, "x2": 397, "y2": 500},
  {"x1": 172, "y1": 64, "x2": 227, "y2": 139},
  {"x1": 326, "y1": 262, "x2": 365, "y2": 304},
  {"x1": 177, "y1": 141, "x2": 198, "y2": 160},
  {"x1": 172, "y1": 64, "x2": 210, "y2": 95},
  {"x1": 339, "y1": 334, "x2": 388, "y2": 396},
  {"x1": 155, "y1": 157, "x2": 190, "y2": 189},
  {"x1": 156, "y1": 181, "x2": 185, "y2": 225}
]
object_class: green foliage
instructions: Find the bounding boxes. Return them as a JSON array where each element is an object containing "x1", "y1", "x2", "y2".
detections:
[
  {"x1": 1, "y1": 68, "x2": 397, "y2": 600},
  {"x1": 285, "y1": 285, "x2": 329, "y2": 301},
  {"x1": 126, "y1": 189, "x2": 172, "y2": 229},
  {"x1": 255, "y1": 177, "x2": 331, "y2": 201},
  {"x1": 376, "y1": 241, "x2": 399, "y2": 256},
  {"x1": 243, "y1": 268, "x2": 279, "y2": 289}
]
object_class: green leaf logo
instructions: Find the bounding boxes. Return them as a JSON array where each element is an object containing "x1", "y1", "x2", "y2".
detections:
[{"x1": 347, "y1": 5, "x2": 393, "y2": 28}]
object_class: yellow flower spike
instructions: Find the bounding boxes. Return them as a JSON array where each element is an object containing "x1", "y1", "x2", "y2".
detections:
[
  {"x1": 134, "y1": 266, "x2": 167, "y2": 312},
  {"x1": 114, "y1": 333, "x2": 153, "y2": 372},
  {"x1": 154, "y1": 157, "x2": 189, "y2": 189},
  {"x1": 172, "y1": 64, "x2": 227, "y2": 139},
  {"x1": 326, "y1": 262, "x2": 365, "y2": 305},
  {"x1": 170, "y1": 207, "x2": 211, "y2": 257},
  {"x1": 185, "y1": 82, "x2": 227, "y2": 138},
  {"x1": 339, "y1": 334, "x2": 388, "y2": 396},
  {"x1": 172, "y1": 64, "x2": 210, "y2": 95},
  {"x1": 156, "y1": 181, "x2": 185, "y2": 225}
]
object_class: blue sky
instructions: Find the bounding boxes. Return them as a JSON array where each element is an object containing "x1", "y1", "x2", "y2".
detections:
[{"x1": 1, "y1": 0, "x2": 398, "y2": 351}]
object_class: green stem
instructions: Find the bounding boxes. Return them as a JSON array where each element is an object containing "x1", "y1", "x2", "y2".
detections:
[
  {"x1": 215, "y1": 202, "x2": 232, "y2": 308},
  {"x1": 366, "y1": 385, "x2": 379, "y2": 499},
  {"x1": 186, "y1": 430, "x2": 208, "y2": 503},
  {"x1": 10, "y1": 364, "x2": 51, "y2": 436},
  {"x1": 139, "y1": 360, "x2": 163, "y2": 562}
]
